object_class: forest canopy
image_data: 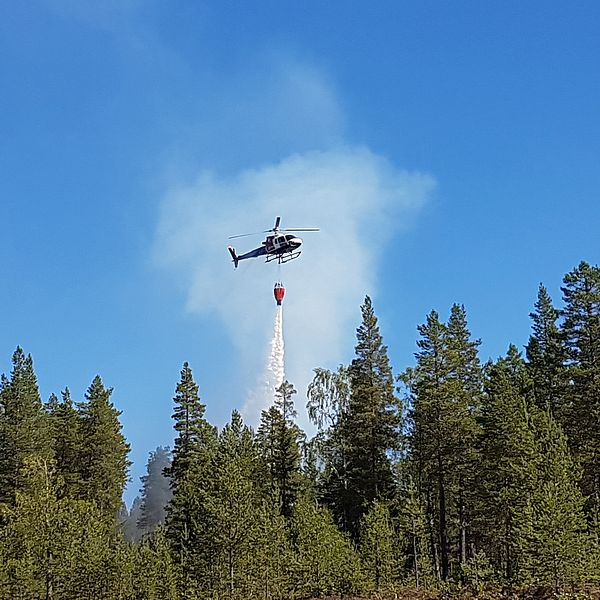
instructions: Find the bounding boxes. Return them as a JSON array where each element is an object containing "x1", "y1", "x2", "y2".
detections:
[{"x1": 0, "y1": 260, "x2": 599, "y2": 600}]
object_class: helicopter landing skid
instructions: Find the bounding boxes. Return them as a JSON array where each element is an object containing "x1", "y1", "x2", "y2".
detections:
[{"x1": 266, "y1": 251, "x2": 301, "y2": 265}]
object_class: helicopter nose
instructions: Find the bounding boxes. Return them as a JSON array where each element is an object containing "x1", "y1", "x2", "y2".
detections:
[{"x1": 291, "y1": 237, "x2": 302, "y2": 248}]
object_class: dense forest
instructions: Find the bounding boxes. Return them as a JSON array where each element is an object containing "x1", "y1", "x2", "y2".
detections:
[{"x1": 1, "y1": 260, "x2": 599, "y2": 600}]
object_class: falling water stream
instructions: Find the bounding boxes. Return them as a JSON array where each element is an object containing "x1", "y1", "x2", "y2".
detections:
[{"x1": 266, "y1": 304, "x2": 285, "y2": 393}]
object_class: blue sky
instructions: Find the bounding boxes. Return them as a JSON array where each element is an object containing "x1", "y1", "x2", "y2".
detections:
[{"x1": 2, "y1": 1, "x2": 599, "y2": 504}]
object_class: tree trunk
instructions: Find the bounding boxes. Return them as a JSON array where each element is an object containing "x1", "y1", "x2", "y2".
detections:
[
  {"x1": 438, "y1": 454, "x2": 449, "y2": 580},
  {"x1": 413, "y1": 532, "x2": 420, "y2": 589}
]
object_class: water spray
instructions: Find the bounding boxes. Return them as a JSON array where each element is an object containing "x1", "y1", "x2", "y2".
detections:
[{"x1": 266, "y1": 290, "x2": 285, "y2": 393}]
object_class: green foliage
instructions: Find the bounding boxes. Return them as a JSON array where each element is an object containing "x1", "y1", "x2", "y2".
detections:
[
  {"x1": 459, "y1": 551, "x2": 496, "y2": 593},
  {"x1": 130, "y1": 528, "x2": 180, "y2": 599},
  {"x1": 46, "y1": 388, "x2": 84, "y2": 500},
  {"x1": 476, "y1": 347, "x2": 538, "y2": 581},
  {"x1": 257, "y1": 381, "x2": 303, "y2": 518},
  {"x1": 335, "y1": 296, "x2": 402, "y2": 537},
  {"x1": 289, "y1": 497, "x2": 363, "y2": 597},
  {"x1": 360, "y1": 500, "x2": 399, "y2": 591},
  {"x1": 164, "y1": 361, "x2": 217, "y2": 583},
  {"x1": 514, "y1": 410, "x2": 589, "y2": 591},
  {"x1": 78, "y1": 375, "x2": 131, "y2": 517},
  {"x1": 526, "y1": 284, "x2": 567, "y2": 414},
  {"x1": 0, "y1": 348, "x2": 51, "y2": 508},
  {"x1": 306, "y1": 365, "x2": 353, "y2": 529},
  {"x1": 203, "y1": 410, "x2": 265, "y2": 597},
  {"x1": 3, "y1": 262, "x2": 600, "y2": 598},
  {"x1": 0, "y1": 457, "x2": 125, "y2": 600},
  {"x1": 396, "y1": 477, "x2": 436, "y2": 589},
  {"x1": 559, "y1": 261, "x2": 600, "y2": 504},
  {"x1": 402, "y1": 305, "x2": 482, "y2": 580}
]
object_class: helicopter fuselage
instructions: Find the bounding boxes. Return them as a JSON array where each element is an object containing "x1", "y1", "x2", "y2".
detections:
[{"x1": 228, "y1": 217, "x2": 317, "y2": 268}]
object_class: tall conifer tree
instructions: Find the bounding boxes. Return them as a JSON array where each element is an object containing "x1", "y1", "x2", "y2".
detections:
[
  {"x1": 0, "y1": 348, "x2": 51, "y2": 507},
  {"x1": 164, "y1": 361, "x2": 216, "y2": 587},
  {"x1": 526, "y1": 284, "x2": 567, "y2": 415},
  {"x1": 46, "y1": 388, "x2": 83, "y2": 500},
  {"x1": 559, "y1": 261, "x2": 600, "y2": 503},
  {"x1": 477, "y1": 347, "x2": 537, "y2": 580},
  {"x1": 257, "y1": 381, "x2": 303, "y2": 518},
  {"x1": 78, "y1": 376, "x2": 130, "y2": 517},
  {"x1": 403, "y1": 305, "x2": 482, "y2": 580},
  {"x1": 338, "y1": 296, "x2": 401, "y2": 538}
]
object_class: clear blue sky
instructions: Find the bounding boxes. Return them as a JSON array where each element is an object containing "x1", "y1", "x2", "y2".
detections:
[{"x1": 2, "y1": 1, "x2": 599, "y2": 504}]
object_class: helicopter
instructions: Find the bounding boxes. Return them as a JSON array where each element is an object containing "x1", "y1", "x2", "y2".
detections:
[{"x1": 228, "y1": 216, "x2": 319, "y2": 268}]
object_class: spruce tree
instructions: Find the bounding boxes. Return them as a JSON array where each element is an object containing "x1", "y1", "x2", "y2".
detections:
[
  {"x1": 78, "y1": 375, "x2": 130, "y2": 517},
  {"x1": 526, "y1": 284, "x2": 567, "y2": 415},
  {"x1": 164, "y1": 361, "x2": 216, "y2": 589},
  {"x1": 0, "y1": 348, "x2": 52, "y2": 508},
  {"x1": 46, "y1": 388, "x2": 83, "y2": 500},
  {"x1": 338, "y1": 296, "x2": 401, "y2": 538}
]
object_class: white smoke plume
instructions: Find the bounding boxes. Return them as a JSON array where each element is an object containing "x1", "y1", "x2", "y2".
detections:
[{"x1": 154, "y1": 146, "x2": 435, "y2": 426}]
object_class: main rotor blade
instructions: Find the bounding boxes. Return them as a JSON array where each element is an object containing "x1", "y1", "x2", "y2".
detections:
[
  {"x1": 274, "y1": 216, "x2": 281, "y2": 229},
  {"x1": 281, "y1": 228, "x2": 320, "y2": 232},
  {"x1": 228, "y1": 231, "x2": 263, "y2": 239}
]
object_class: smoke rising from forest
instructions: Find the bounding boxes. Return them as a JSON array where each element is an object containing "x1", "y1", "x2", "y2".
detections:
[{"x1": 154, "y1": 147, "x2": 434, "y2": 425}]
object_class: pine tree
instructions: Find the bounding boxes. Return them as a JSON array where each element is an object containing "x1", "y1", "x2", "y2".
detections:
[
  {"x1": 257, "y1": 381, "x2": 303, "y2": 519},
  {"x1": 402, "y1": 305, "x2": 482, "y2": 580},
  {"x1": 446, "y1": 304, "x2": 482, "y2": 570},
  {"x1": 476, "y1": 347, "x2": 538, "y2": 581},
  {"x1": 526, "y1": 284, "x2": 567, "y2": 415},
  {"x1": 338, "y1": 296, "x2": 401, "y2": 538},
  {"x1": 46, "y1": 388, "x2": 83, "y2": 500},
  {"x1": 559, "y1": 261, "x2": 600, "y2": 503},
  {"x1": 78, "y1": 375, "x2": 130, "y2": 517},
  {"x1": 0, "y1": 348, "x2": 52, "y2": 508},
  {"x1": 138, "y1": 446, "x2": 172, "y2": 537},
  {"x1": 514, "y1": 410, "x2": 588, "y2": 590}
]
